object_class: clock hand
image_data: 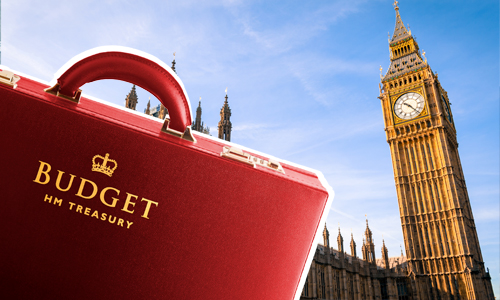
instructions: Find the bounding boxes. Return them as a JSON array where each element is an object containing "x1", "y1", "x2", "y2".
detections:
[{"x1": 403, "y1": 102, "x2": 418, "y2": 112}]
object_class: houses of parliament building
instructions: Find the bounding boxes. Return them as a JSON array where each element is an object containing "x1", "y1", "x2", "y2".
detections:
[
  {"x1": 123, "y1": 3, "x2": 494, "y2": 299},
  {"x1": 124, "y1": 59, "x2": 233, "y2": 142}
]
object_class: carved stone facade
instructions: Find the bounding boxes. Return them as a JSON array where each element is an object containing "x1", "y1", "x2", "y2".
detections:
[
  {"x1": 301, "y1": 223, "x2": 411, "y2": 300},
  {"x1": 376, "y1": 2, "x2": 495, "y2": 299},
  {"x1": 301, "y1": 3, "x2": 495, "y2": 299}
]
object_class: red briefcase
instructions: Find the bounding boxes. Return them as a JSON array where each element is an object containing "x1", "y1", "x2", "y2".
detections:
[{"x1": 0, "y1": 47, "x2": 333, "y2": 300}]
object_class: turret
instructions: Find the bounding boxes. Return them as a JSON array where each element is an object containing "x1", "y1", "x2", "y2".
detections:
[
  {"x1": 350, "y1": 232, "x2": 357, "y2": 258},
  {"x1": 193, "y1": 99, "x2": 203, "y2": 132},
  {"x1": 337, "y1": 227, "x2": 344, "y2": 253},
  {"x1": 382, "y1": 239, "x2": 390, "y2": 269},
  {"x1": 144, "y1": 98, "x2": 151, "y2": 115},
  {"x1": 218, "y1": 88, "x2": 232, "y2": 141},
  {"x1": 125, "y1": 85, "x2": 138, "y2": 110},
  {"x1": 323, "y1": 223, "x2": 330, "y2": 248},
  {"x1": 362, "y1": 218, "x2": 376, "y2": 263}
]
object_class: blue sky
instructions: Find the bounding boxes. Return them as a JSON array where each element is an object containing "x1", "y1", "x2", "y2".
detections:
[{"x1": 3, "y1": 0, "x2": 499, "y2": 294}]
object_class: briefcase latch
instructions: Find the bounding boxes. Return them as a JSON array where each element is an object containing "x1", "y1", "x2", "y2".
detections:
[
  {"x1": 161, "y1": 118, "x2": 197, "y2": 142},
  {"x1": 44, "y1": 83, "x2": 82, "y2": 103},
  {"x1": 0, "y1": 70, "x2": 21, "y2": 89},
  {"x1": 221, "y1": 146, "x2": 285, "y2": 174}
]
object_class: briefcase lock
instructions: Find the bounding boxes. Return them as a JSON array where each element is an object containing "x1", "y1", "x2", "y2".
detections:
[
  {"x1": 221, "y1": 146, "x2": 285, "y2": 174},
  {"x1": 0, "y1": 70, "x2": 21, "y2": 89}
]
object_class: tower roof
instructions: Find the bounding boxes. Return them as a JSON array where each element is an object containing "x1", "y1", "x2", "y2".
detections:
[
  {"x1": 127, "y1": 84, "x2": 138, "y2": 100},
  {"x1": 382, "y1": 2, "x2": 428, "y2": 82},
  {"x1": 391, "y1": 1, "x2": 411, "y2": 44},
  {"x1": 382, "y1": 52, "x2": 426, "y2": 81},
  {"x1": 364, "y1": 219, "x2": 372, "y2": 237},
  {"x1": 221, "y1": 90, "x2": 231, "y2": 113}
]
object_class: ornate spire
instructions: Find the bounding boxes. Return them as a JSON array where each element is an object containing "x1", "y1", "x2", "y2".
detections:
[
  {"x1": 382, "y1": 1, "x2": 428, "y2": 82},
  {"x1": 382, "y1": 239, "x2": 390, "y2": 269},
  {"x1": 337, "y1": 226, "x2": 344, "y2": 252},
  {"x1": 144, "y1": 97, "x2": 151, "y2": 115},
  {"x1": 171, "y1": 52, "x2": 176, "y2": 73},
  {"x1": 218, "y1": 88, "x2": 232, "y2": 141},
  {"x1": 350, "y1": 231, "x2": 357, "y2": 258},
  {"x1": 365, "y1": 216, "x2": 373, "y2": 241},
  {"x1": 362, "y1": 216, "x2": 376, "y2": 263},
  {"x1": 193, "y1": 97, "x2": 203, "y2": 132},
  {"x1": 125, "y1": 84, "x2": 138, "y2": 110},
  {"x1": 323, "y1": 223, "x2": 330, "y2": 248},
  {"x1": 391, "y1": 0, "x2": 411, "y2": 43}
]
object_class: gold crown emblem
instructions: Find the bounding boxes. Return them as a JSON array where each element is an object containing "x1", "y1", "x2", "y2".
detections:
[{"x1": 92, "y1": 153, "x2": 117, "y2": 177}]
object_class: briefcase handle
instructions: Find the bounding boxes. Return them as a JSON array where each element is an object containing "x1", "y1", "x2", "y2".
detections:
[{"x1": 45, "y1": 47, "x2": 193, "y2": 136}]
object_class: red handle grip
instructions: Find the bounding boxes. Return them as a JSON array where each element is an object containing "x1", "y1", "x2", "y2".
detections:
[{"x1": 52, "y1": 48, "x2": 192, "y2": 132}]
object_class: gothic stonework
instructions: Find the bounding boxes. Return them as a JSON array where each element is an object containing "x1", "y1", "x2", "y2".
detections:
[
  {"x1": 192, "y1": 99, "x2": 211, "y2": 135},
  {"x1": 378, "y1": 2, "x2": 494, "y2": 299},
  {"x1": 300, "y1": 3, "x2": 495, "y2": 300},
  {"x1": 301, "y1": 223, "x2": 411, "y2": 300},
  {"x1": 218, "y1": 93, "x2": 232, "y2": 141},
  {"x1": 125, "y1": 84, "x2": 138, "y2": 110}
]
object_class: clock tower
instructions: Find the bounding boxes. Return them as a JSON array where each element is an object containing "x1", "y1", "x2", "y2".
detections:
[{"x1": 378, "y1": 2, "x2": 494, "y2": 299}]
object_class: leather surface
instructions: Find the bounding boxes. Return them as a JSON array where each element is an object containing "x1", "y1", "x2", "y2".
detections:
[
  {"x1": 0, "y1": 75, "x2": 329, "y2": 300},
  {"x1": 56, "y1": 51, "x2": 191, "y2": 132}
]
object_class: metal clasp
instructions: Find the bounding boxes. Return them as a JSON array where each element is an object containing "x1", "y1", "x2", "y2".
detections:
[
  {"x1": 44, "y1": 83, "x2": 82, "y2": 103},
  {"x1": 221, "y1": 146, "x2": 254, "y2": 166},
  {"x1": 220, "y1": 146, "x2": 284, "y2": 174},
  {"x1": 161, "y1": 118, "x2": 197, "y2": 142},
  {"x1": 0, "y1": 70, "x2": 21, "y2": 89}
]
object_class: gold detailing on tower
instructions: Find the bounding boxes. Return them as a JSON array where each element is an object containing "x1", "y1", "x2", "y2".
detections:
[
  {"x1": 92, "y1": 153, "x2": 118, "y2": 177},
  {"x1": 390, "y1": 86, "x2": 429, "y2": 125}
]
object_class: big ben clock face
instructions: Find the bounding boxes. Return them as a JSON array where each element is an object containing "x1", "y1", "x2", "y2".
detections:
[
  {"x1": 441, "y1": 95, "x2": 452, "y2": 122},
  {"x1": 393, "y1": 92, "x2": 425, "y2": 120}
]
